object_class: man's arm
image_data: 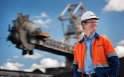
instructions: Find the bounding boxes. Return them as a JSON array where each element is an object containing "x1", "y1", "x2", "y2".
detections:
[
  {"x1": 73, "y1": 44, "x2": 82, "y2": 77},
  {"x1": 73, "y1": 63, "x2": 82, "y2": 77},
  {"x1": 108, "y1": 55, "x2": 120, "y2": 77},
  {"x1": 103, "y1": 36, "x2": 120, "y2": 77}
]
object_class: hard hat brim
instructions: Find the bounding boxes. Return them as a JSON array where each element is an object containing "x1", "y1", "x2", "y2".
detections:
[{"x1": 81, "y1": 16, "x2": 99, "y2": 22}]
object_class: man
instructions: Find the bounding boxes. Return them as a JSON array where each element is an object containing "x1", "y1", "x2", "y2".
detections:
[{"x1": 73, "y1": 11, "x2": 120, "y2": 77}]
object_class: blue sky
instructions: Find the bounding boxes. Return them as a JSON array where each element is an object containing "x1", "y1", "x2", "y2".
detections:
[{"x1": 0, "y1": 0, "x2": 124, "y2": 72}]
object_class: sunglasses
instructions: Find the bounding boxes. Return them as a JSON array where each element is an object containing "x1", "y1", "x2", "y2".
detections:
[{"x1": 85, "y1": 19, "x2": 98, "y2": 24}]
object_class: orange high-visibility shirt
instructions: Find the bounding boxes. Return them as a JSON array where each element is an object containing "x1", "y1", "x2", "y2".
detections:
[{"x1": 73, "y1": 34, "x2": 117, "y2": 72}]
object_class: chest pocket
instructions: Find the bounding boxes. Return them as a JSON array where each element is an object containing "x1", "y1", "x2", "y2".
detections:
[
  {"x1": 94, "y1": 42, "x2": 107, "y2": 62},
  {"x1": 96, "y1": 44, "x2": 104, "y2": 51},
  {"x1": 95, "y1": 41, "x2": 104, "y2": 51}
]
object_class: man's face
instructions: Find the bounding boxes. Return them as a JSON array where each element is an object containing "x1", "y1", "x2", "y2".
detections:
[{"x1": 82, "y1": 19, "x2": 98, "y2": 32}]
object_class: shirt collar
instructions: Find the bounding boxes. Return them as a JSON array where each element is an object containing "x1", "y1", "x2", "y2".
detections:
[
  {"x1": 79, "y1": 32, "x2": 99, "y2": 44},
  {"x1": 84, "y1": 32, "x2": 95, "y2": 41}
]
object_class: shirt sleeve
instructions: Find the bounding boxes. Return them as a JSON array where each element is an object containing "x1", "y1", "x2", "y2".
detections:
[
  {"x1": 102, "y1": 36, "x2": 120, "y2": 77},
  {"x1": 102, "y1": 36, "x2": 117, "y2": 58},
  {"x1": 73, "y1": 43, "x2": 78, "y2": 64}
]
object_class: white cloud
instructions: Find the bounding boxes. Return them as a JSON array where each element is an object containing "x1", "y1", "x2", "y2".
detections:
[
  {"x1": 103, "y1": 0, "x2": 124, "y2": 12},
  {"x1": 115, "y1": 40, "x2": 124, "y2": 58},
  {"x1": 33, "y1": 14, "x2": 51, "y2": 29},
  {"x1": 24, "y1": 53, "x2": 43, "y2": 59},
  {"x1": 115, "y1": 46, "x2": 124, "y2": 58},
  {"x1": 24, "y1": 63, "x2": 45, "y2": 73},
  {"x1": 35, "y1": 12, "x2": 48, "y2": 19},
  {"x1": 0, "y1": 62, "x2": 23, "y2": 70},
  {"x1": 33, "y1": 19, "x2": 51, "y2": 28},
  {"x1": 40, "y1": 58, "x2": 65, "y2": 68},
  {"x1": 33, "y1": 12, "x2": 51, "y2": 28},
  {"x1": 24, "y1": 58, "x2": 65, "y2": 73},
  {"x1": 118, "y1": 40, "x2": 124, "y2": 46}
]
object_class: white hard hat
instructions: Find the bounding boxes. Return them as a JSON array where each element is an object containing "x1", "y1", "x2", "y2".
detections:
[{"x1": 81, "y1": 11, "x2": 99, "y2": 22}]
